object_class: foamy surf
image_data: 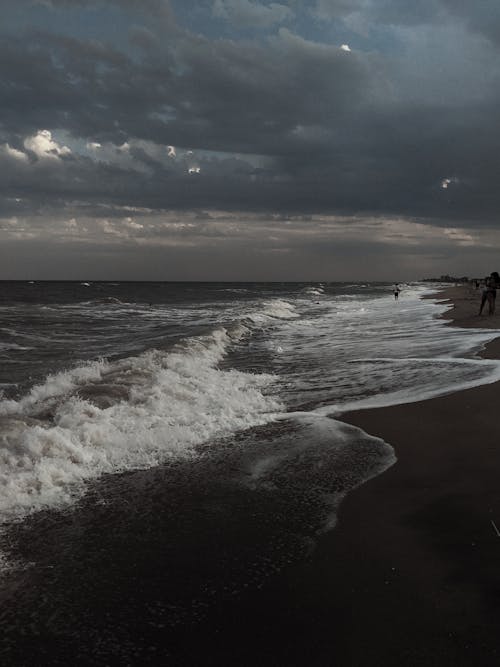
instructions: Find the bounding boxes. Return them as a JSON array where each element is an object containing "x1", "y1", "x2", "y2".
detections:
[
  {"x1": 242, "y1": 299, "x2": 299, "y2": 325},
  {"x1": 0, "y1": 326, "x2": 282, "y2": 523},
  {"x1": 2, "y1": 282, "x2": 499, "y2": 550}
]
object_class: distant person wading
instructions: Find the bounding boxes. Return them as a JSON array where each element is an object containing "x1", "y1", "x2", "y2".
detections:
[{"x1": 393, "y1": 284, "x2": 401, "y2": 300}]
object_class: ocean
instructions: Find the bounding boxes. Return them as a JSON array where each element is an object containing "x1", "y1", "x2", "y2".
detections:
[{"x1": 0, "y1": 280, "x2": 499, "y2": 663}]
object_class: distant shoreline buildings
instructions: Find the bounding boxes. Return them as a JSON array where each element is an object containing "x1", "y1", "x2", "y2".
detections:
[{"x1": 421, "y1": 275, "x2": 470, "y2": 283}]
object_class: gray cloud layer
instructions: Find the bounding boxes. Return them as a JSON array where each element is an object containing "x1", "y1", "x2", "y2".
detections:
[{"x1": 2, "y1": 0, "x2": 500, "y2": 278}]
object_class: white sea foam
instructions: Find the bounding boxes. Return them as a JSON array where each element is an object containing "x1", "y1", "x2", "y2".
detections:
[
  {"x1": 312, "y1": 356, "x2": 500, "y2": 417},
  {"x1": 267, "y1": 285, "x2": 500, "y2": 417},
  {"x1": 302, "y1": 286, "x2": 325, "y2": 297},
  {"x1": 0, "y1": 327, "x2": 282, "y2": 522},
  {"x1": 244, "y1": 299, "x2": 299, "y2": 325}
]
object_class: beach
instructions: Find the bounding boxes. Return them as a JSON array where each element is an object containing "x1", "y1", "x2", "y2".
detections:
[
  {"x1": 255, "y1": 285, "x2": 500, "y2": 666},
  {"x1": 6, "y1": 2, "x2": 500, "y2": 665},
  {"x1": 1, "y1": 283, "x2": 500, "y2": 665},
  {"x1": 324, "y1": 290, "x2": 500, "y2": 665},
  {"x1": 173, "y1": 284, "x2": 500, "y2": 666}
]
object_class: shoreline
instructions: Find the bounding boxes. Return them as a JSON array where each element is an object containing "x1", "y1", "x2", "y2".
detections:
[
  {"x1": 184, "y1": 285, "x2": 500, "y2": 665},
  {"x1": 308, "y1": 285, "x2": 500, "y2": 664}
]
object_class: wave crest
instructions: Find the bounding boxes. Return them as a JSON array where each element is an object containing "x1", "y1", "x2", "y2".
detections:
[{"x1": 0, "y1": 327, "x2": 282, "y2": 522}]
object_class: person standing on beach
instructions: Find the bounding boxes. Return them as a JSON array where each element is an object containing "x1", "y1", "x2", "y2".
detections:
[
  {"x1": 479, "y1": 272, "x2": 499, "y2": 315},
  {"x1": 489, "y1": 272, "x2": 500, "y2": 314},
  {"x1": 393, "y1": 284, "x2": 400, "y2": 300}
]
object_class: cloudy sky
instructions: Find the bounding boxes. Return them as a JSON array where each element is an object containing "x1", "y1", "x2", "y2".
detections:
[{"x1": 2, "y1": 0, "x2": 500, "y2": 280}]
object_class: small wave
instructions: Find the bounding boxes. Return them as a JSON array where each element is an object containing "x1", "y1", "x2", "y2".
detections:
[
  {"x1": 302, "y1": 286, "x2": 325, "y2": 297},
  {"x1": 67, "y1": 298, "x2": 132, "y2": 307},
  {"x1": 0, "y1": 343, "x2": 34, "y2": 351},
  {"x1": 243, "y1": 299, "x2": 299, "y2": 326},
  {"x1": 312, "y1": 357, "x2": 500, "y2": 417},
  {"x1": 0, "y1": 327, "x2": 282, "y2": 523}
]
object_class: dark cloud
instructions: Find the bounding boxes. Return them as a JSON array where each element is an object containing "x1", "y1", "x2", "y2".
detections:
[
  {"x1": 33, "y1": 0, "x2": 174, "y2": 19},
  {"x1": 1, "y1": 214, "x2": 493, "y2": 281},
  {"x1": 315, "y1": 0, "x2": 500, "y2": 47},
  {"x1": 439, "y1": 1, "x2": 500, "y2": 45},
  {"x1": 2, "y1": 0, "x2": 500, "y2": 278},
  {"x1": 311, "y1": 0, "x2": 444, "y2": 26},
  {"x1": 213, "y1": 0, "x2": 294, "y2": 28}
]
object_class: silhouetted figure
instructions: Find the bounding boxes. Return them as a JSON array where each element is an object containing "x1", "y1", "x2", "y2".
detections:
[
  {"x1": 479, "y1": 272, "x2": 499, "y2": 315},
  {"x1": 393, "y1": 284, "x2": 400, "y2": 300}
]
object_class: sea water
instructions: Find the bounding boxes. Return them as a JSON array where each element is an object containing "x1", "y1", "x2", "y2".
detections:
[{"x1": 0, "y1": 281, "x2": 499, "y2": 551}]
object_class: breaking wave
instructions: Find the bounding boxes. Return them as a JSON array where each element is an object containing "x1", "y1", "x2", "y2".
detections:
[{"x1": 0, "y1": 325, "x2": 283, "y2": 523}]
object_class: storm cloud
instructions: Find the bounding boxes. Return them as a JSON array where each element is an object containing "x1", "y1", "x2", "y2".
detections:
[{"x1": 2, "y1": 0, "x2": 500, "y2": 279}]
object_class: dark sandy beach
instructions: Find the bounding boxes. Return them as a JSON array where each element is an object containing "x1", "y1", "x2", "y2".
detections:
[
  {"x1": 183, "y1": 284, "x2": 500, "y2": 666},
  {"x1": 326, "y1": 286, "x2": 500, "y2": 666},
  {"x1": 2, "y1": 285, "x2": 500, "y2": 666}
]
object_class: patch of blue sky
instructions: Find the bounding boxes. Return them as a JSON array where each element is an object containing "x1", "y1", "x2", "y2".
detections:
[{"x1": 48, "y1": 129, "x2": 93, "y2": 157}]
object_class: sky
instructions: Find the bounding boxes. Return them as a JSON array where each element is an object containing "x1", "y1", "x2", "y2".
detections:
[{"x1": 2, "y1": 0, "x2": 500, "y2": 280}]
